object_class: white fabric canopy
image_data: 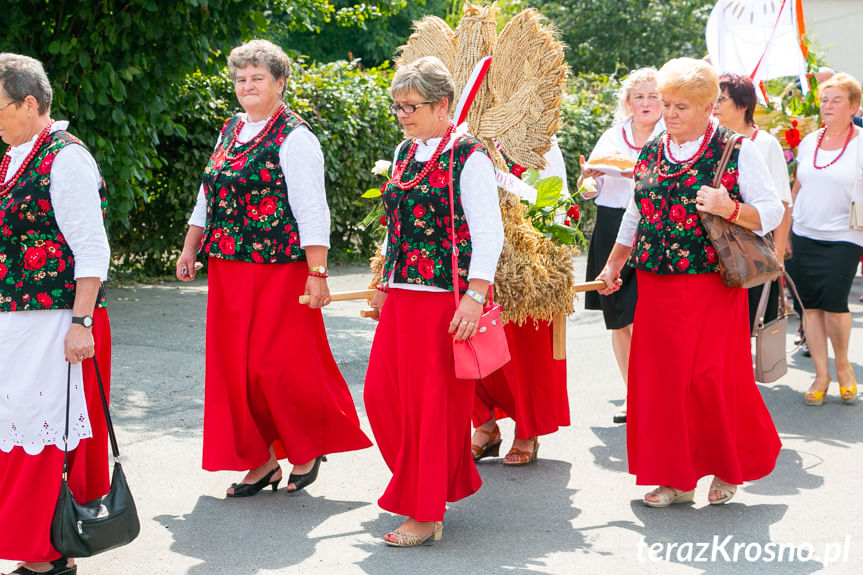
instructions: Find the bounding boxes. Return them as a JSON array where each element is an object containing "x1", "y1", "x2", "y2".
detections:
[{"x1": 706, "y1": 0, "x2": 808, "y2": 99}]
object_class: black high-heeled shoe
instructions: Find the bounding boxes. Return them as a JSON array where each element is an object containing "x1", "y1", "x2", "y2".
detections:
[
  {"x1": 226, "y1": 465, "x2": 282, "y2": 497},
  {"x1": 11, "y1": 558, "x2": 76, "y2": 575},
  {"x1": 286, "y1": 456, "x2": 326, "y2": 493}
]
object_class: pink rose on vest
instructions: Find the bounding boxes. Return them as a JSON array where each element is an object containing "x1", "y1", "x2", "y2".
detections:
[
  {"x1": 720, "y1": 171, "x2": 737, "y2": 190},
  {"x1": 37, "y1": 199, "x2": 52, "y2": 212},
  {"x1": 428, "y1": 170, "x2": 448, "y2": 188},
  {"x1": 640, "y1": 198, "x2": 655, "y2": 218},
  {"x1": 230, "y1": 156, "x2": 248, "y2": 171},
  {"x1": 24, "y1": 246, "x2": 48, "y2": 270},
  {"x1": 406, "y1": 249, "x2": 420, "y2": 266},
  {"x1": 259, "y1": 196, "x2": 278, "y2": 216},
  {"x1": 669, "y1": 204, "x2": 686, "y2": 223},
  {"x1": 246, "y1": 204, "x2": 260, "y2": 220},
  {"x1": 44, "y1": 240, "x2": 63, "y2": 258},
  {"x1": 683, "y1": 175, "x2": 697, "y2": 187},
  {"x1": 417, "y1": 257, "x2": 435, "y2": 279},
  {"x1": 0, "y1": 263, "x2": 6, "y2": 278},
  {"x1": 677, "y1": 258, "x2": 690, "y2": 271},
  {"x1": 705, "y1": 245, "x2": 718, "y2": 264},
  {"x1": 250, "y1": 251, "x2": 264, "y2": 263},
  {"x1": 413, "y1": 205, "x2": 426, "y2": 218},
  {"x1": 57, "y1": 258, "x2": 66, "y2": 272},
  {"x1": 260, "y1": 169, "x2": 272, "y2": 182},
  {"x1": 36, "y1": 292, "x2": 53, "y2": 307},
  {"x1": 457, "y1": 223, "x2": 471, "y2": 241},
  {"x1": 36, "y1": 154, "x2": 56, "y2": 175},
  {"x1": 218, "y1": 235, "x2": 236, "y2": 255}
]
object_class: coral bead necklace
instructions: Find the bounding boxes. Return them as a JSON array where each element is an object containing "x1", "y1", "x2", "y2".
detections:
[
  {"x1": 813, "y1": 123, "x2": 854, "y2": 170},
  {"x1": 391, "y1": 123, "x2": 455, "y2": 190},
  {"x1": 657, "y1": 121, "x2": 715, "y2": 183},
  {"x1": 224, "y1": 102, "x2": 286, "y2": 162},
  {"x1": 750, "y1": 125, "x2": 758, "y2": 141},
  {"x1": 0, "y1": 120, "x2": 55, "y2": 196},
  {"x1": 622, "y1": 124, "x2": 642, "y2": 151}
]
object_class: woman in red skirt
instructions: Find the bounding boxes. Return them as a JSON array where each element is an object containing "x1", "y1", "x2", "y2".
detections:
[
  {"x1": 471, "y1": 144, "x2": 570, "y2": 465},
  {"x1": 176, "y1": 40, "x2": 371, "y2": 498},
  {"x1": 597, "y1": 58, "x2": 783, "y2": 507},
  {"x1": 366, "y1": 56, "x2": 504, "y2": 546},
  {"x1": 0, "y1": 54, "x2": 111, "y2": 575}
]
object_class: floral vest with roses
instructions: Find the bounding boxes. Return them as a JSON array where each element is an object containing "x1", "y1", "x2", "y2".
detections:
[
  {"x1": 381, "y1": 136, "x2": 488, "y2": 291},
  {"x1": 200, "y1": 110, "x2": 309, "y2": 264},
  {"x1": 629, "y1": 125, "x2": 742, "y2": 275},
  {"x1": 0, "y1": 130, "x2": 108, "y2": 312}
]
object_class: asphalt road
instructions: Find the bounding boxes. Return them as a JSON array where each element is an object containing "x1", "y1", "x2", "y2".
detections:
[{"x1": 6, "y1": 257, "x2": 861, "y2": 575}]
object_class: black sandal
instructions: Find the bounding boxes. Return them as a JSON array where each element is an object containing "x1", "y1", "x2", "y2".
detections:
[
  {"x1": 10, "y1": 558, "x2": 76, "y2": 575},
  {"x1": 226, "y1": 465, "x2": 281, "y2": 498},
  {"x1": 286, "y1": 456, "x2": 326, "y2": 493}
]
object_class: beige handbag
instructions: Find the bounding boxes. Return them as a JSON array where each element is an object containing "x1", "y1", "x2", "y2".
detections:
[
  {"x1": 752, "y1": 271, "x2": 805, "y2": 383},
  {"x1": 850, "y1": 126, "x2": 863, "y2": 230}
]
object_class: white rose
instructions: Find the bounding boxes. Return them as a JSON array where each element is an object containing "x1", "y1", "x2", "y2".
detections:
[
  {"x1": 578, "y1": 176, "x2": 597, "y2": 196},
  {"x1": 371, "y1": 159, "x2": 392, "y2": 177}
]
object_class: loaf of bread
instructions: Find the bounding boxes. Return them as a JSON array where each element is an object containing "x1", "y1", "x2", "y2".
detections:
[{"x1": 588, "y1": 151, "x2": 636, "y2": 171}]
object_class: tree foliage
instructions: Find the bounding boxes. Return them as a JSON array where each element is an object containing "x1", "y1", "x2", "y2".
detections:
[{"x1": 505, "y1": 0, "x2": 712, "y2": 75}]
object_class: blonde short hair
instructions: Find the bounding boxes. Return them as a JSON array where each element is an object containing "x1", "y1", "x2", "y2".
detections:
[
  {"x1": 657, "y1": 57, "x2": 719, "y2": 109},
  {"x1": 390, "y1": 56, "x2": 455, "y2": 110},
  {"x1": 614, "y1": 67, "x2": 658, "y2": 124},
  {"x1": 819, "y1": 72, "x2": 862, "y2": 108}
]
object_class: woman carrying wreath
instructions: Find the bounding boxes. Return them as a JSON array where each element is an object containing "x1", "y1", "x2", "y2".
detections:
[
  {"x1": 365, "y1": 56, "x2": 504, "y2": 546},
  {"x1": 176, "y1": 39, "x2": 370, "y2": 498},
  {"x1": 597, "y1": 58, "x2": 783, "y2": 507},
  {"x1": 0, "y1": 53, "x2": 111, "y2": 575}
]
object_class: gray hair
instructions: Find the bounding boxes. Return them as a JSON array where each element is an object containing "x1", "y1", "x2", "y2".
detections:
[
  {"x1": 614, "y1": 67, "x2": 658, "y2": 124},
  {"x1": 0, "y1": 53, "x2": 53, "y2": 115},
  {"x1": 390, "y1": 56, "x2": 455, "y2": 112},
  {"x1": 227, "y1": 40, "x2": 291, "y2": 95}
]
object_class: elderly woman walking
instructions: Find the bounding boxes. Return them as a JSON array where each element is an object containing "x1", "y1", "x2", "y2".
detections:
[
  {"x1": 579, "y1": 67, "x2": 665, "y2": 424},
  {"x1": 365, "y1": 56, "x2": 504, "y2": 546},
  {"x1": 0, "y1": 53, "x2": 111, "y2": 575},
  {"x1": 598, "y1": 58, "x2": 784, "y2": 507},
  {"x1": 176, "y1": 39, "x2": 370, "y2": 498},
  {"x1": 790, "y1": 73, "x2": 863, "y2": 406}
]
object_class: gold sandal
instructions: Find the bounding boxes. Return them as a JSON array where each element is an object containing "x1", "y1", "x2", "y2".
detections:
[
  {"x1": 502, "y1": 436, "x2": 539, "y2": 466},
  {"x1": 384, "y1": 522, "x2": 443, "y2": 547},
  {"x1": 643, "y1": 486, "x2": 695, "y2": 508},
  {"x1": 470, "y1": 425, "x2": 501, "y2": 461}
]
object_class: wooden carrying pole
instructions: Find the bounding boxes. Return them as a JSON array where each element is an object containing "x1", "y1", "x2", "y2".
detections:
[{"x1": 297, "y1": 289, "x2": 376, "y2": 305}]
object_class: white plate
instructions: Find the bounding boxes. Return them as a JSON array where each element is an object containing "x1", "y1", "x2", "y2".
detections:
[{"x1": 584, "y1": 162, "x2": 634, "y2": 177}]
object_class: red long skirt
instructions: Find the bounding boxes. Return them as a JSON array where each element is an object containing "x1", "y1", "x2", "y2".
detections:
[
  {"x1": 364, "y1": 289, "x2": 481, "y2": 521},
  {"x1": 627, "y1": 271, "x2": 781, "y2": 490},
  {"x1": 202, "y1": 258, "x2": 371, "y2": 472},
  {"x1": 0, "y1": 308, "x2": 111, "y2": 562},
  {"x1": 472, "y1": 319, "x2": 570, "y2": 438}
]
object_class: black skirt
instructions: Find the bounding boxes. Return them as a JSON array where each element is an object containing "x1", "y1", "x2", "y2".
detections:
[
  {"x1": 790, "y1": 233, "x2": 863, "y2": 313},
  {"x1": 585, "y1": 205, "x2": 637, "y2": 329}
]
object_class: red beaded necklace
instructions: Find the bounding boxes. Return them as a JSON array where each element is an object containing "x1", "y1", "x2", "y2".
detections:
[
  {"x1": 622, "y1": 124, "x2": 641, "y2": 151},
  {"x1": 750, "y1": 125, "x2": 758, "y2": 141},
  {"x1": 391, "y1": 123, "x2": 455, "y2": 191},
  {"x1": 0, "y1": 120, "x2": 55, "y2": 197},
  {"x1": 224, "y1": 102, "x2": 286, "y2": 162},
  {"x1": 657, "y1": 122, "x2": 715, "y2": 183},
  {"x1": 813, "y1": 123, "x2": 854, "y2": 170}
]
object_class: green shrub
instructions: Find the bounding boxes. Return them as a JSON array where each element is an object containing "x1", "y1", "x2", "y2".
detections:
[{"x1": 111, "y1": 60, "x2": 401, "y2": 276}]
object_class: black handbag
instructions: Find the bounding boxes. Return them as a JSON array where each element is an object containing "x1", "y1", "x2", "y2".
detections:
[{"x1": 51, "y1": 357, "x2": 140, "y2": 557}]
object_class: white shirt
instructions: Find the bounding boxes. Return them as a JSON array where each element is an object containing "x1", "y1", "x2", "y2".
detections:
[
  {"x1": 1, "y1": 121, "x2": 106, "y2": 454},
  {"x1": 383, "y1": 132, "x2": 504, "y2": 290},
  {"x1": 792, "y1": 127, "x2": 863, "y2": 246},
  {"x1": 616, "y1": 119, "x2": 785, "y2": 246},
  {"x1": 189, "y1": 114, "x2": 331, "y2": 248},
  {"x1": 587, "y1": 117, "x2": 666, "y2": 209},
  {"x1": 752, "y1": 129, "x2": 793, "y2": 204}
]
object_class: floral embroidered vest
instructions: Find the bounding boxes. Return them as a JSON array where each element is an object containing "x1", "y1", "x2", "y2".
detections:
[
  {"x1": 0, "y1": 131, "x2": 108, "y2": 312},
  {"x1": 200, "y1": 110, "x2": 309, "y2": 264},
  {"x1": 629, "y1": 125, "x2": 742, "y2": 274},
  {"x1": 381, "y1": 136, "x2": 488, "y2": 291}
]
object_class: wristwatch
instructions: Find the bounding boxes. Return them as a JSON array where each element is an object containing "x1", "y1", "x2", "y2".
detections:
[
  {"x1": 71, "y1": 315, "x2": 94, "y2": 328},
  {"x1": 309, "y1": 265, "x2": 328, "y2": 275},
  {"x1": 465, "y1": 289, "x2": 486, "y2": 305}
]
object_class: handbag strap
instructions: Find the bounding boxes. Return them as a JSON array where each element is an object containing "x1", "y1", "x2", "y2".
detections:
[
  {"x1": 63, "y1": 356, "x2": 120, "y2": 479},
  {"x1": 712, "y1": 133, "x2": 742, "y2": 188},
  {"x1": 751, "y1": 270, "x2": 807, "y2": 338}
]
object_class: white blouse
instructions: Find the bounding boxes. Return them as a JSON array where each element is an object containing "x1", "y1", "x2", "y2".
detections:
[
  {"x1": 752, "y1": 129, "x2": 793, "y2": 205},
  {"x1": 189, "y1": 114, "x2": 331, "y2": 248},
  {"x1": 1, "y1": 121, "x2": 109, "y2": 454},
  {"x1": 616, "y1": 119, "x2": 785, "y2": 247},
  {"x1": 383, "y1": 132, "x2": 504, "y2": 290},
  {"x1": 792, "y1": 127, "x2": 863, "y2": 247},
  {"x1": 586, "y1": 117, "x2": 666, "y2": 209}
]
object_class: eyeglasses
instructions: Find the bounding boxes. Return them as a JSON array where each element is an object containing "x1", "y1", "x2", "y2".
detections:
[
  {"x1": 0, "y1": 100, "x2": 18, "y2": 111},
  {"x1": 715, "y1": 95, "x2": 729, "y2": 105},
  {"x1": 388, "y1": 101, "x2": 433, "y2": 115}
]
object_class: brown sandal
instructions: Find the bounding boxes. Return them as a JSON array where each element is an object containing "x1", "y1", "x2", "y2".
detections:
[
  {"x1": 470, "y1": 425, "x2": 502, "y2": 461},
  {"x1": 502, "y1": 436, "x2": 539, "y2": 466}
]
